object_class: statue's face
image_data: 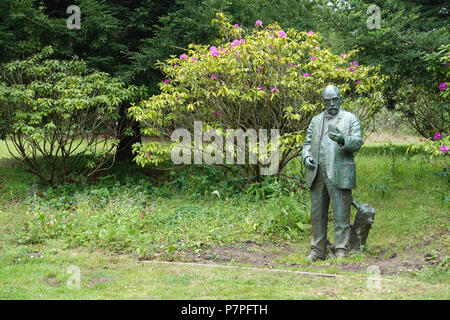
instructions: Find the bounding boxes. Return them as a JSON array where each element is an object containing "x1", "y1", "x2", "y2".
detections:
[{"x1": 322, "y1": 89, "x2": 341, "y2": 116}]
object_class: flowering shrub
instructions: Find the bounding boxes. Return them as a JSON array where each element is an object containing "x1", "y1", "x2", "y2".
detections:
[
  {"x1": 408, "y1": 132, "x2": 449, "y2": 163},
  {"x1": 424, "y1": 44, "x2": 450, "y2": 99},
  {"x1": 130, "y1": 12, "x2": 387, "y2": 176},
  {"x1": 402, "y1": 44, "x2": 449, "y2": 161},
  {"x1": 396, "y1": 80, "x2": 449, "y2": 139}
]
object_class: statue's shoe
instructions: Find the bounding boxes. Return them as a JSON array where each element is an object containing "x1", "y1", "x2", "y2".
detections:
[
  {"x1": 306, "y1": 253, "x2": 324, "y2": 262},
  {"x1": 335, "y1": 250, "x2": 347, "y2": 258}
]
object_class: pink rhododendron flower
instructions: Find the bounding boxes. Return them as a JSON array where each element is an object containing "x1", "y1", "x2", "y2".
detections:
[
  {"x1": 270, "y1": 34, "x2": 274, "y2": 38},
  {"x1": 164, "y1": 79, "x2": 170, "y2": 84},
  {"x1": 266, "y1": 44, "x2": 273, "y2": 49},
  {"x1": 190, "y1": 57, "x2": 196, "y2": 62},
  {"x1": 357, "y1": 80, "x2": 361, "y2": 84},
  {"x1": 337, "y1": 67, "x2": 341, "y2": 70},
  {"x1": 352, "y1": 61, "x2": 359, "y2": 66},
  {"x1": 340, "y1": 53, "x2": 346, "y2": 58},
  {"x1": 315, "y1": 46, "x2": 321, "y2": 50},
  {"x1": 257, "y1": 86, "x2": 264, "y2": 91},
  {"x1": 439, "y1": 82, "x2": 448, "y2": 90},
  {"x1": 210, "y1": 46, "x2": 220, "y2": 57},
  {"x1": 255, "y1": 20, "x2": 262, "y2": 26},
  {"x1": 180, "y1": 54, "x2": 188, "y2": 60},
  {"x1": 239, "y1": 39, "x2": 245, "y2": 43},
  {"x1": 278, "y1": 31, "x2": 287, "y2": 38},
  {"x1": 235, "y1": 52, "x2": 240, "y2": 58},
  {"x1": 220, "y1": 48, "x2": 228, "y2": 53},
  {"x1": 145, "y1": 153, "x2": 150, "y2": 158},
  {"x1": 232, "y1": 40, "x2": 240, "y2": 47},
  {"x1": 311, "y1": 56, "x2": 317, "y2": 61},
  {"x1": 214, "y1": 111, "x2": 221, "y2": 117},
  {"x1": 307, "y1": 30, "x2": 314, "y2": 34},
  {"x1": 174, "y1": 64, "x2": 178, "y2": 68},
  {"x1": 434, "y1": 133, "x2": 442, "y2": 140},
  {"x1": 257, "y1": 67, "x2": 263, "y2": 72},
  {"x1": 348, "y1": 66, "x2": 355, "y2": 72},
  {"x1": 303, "y1": 73, "x2": 310, "y2": 77},
  {"x1": 211, "y1": 74, "x2": 218, "y2": 80},
  {"x1": 440, "y1": 145, "x2": 449, "y2": 153},
  {"x1": 271, "y1": 88, "x2": 278, "y2": 93},
  {"x1": 234, "y1": 24, "x2": 239, "y2": 28}
]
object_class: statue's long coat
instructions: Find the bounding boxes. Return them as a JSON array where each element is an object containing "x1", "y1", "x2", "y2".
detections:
[{"x1": 302, "y1": 109, "x2": 363, "y2": 189}]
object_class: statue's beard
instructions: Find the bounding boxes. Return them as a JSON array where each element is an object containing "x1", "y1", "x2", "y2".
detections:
[{"x1": 327, "y1": 106, "x2": 339, "y2": 115}]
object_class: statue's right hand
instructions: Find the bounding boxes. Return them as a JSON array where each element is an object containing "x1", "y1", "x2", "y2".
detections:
[{"x1": 304, "y1": 157, "x2": 316, "y2": 169}]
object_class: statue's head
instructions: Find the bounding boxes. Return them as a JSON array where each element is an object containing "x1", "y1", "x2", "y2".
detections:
[{"x1": 322, "y1": 85, "x2": 341, "y2": 116}]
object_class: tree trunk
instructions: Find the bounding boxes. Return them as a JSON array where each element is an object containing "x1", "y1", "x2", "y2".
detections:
[{"x1": 116, "y1": 102, "x2": 141, "y2": 162}]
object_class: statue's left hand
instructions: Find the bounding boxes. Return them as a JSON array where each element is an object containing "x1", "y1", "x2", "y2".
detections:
[{"x1": 328, "y1": 130, "x2": 344, "y2": 145}]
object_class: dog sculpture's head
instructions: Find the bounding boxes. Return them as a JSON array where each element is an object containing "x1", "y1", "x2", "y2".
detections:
[{"x1": 356, "y1": 204, "x2": 376, "y2": 225}]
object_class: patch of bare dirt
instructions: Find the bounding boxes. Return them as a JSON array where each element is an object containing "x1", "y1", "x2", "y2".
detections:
[
  {"x1": 338, "y1": 256, "x2": 426, "y2": 275},
  {"x1": 181, "y1": 241, "x2": 295, "y2": 267},
  {"x1": 142, "y1": 237, "x2": 447, "y2": 276}
]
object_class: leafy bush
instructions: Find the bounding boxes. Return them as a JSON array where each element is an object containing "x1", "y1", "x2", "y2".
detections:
[
  {"x1": 260, "y1": 194, "x2": 311, "y2": 240},
  {"x1": 244, "y1": 177, "x2": 310, "y2": 240},
  {"x1": 130, "y1": 12, "x2": 387, "y2": 178},
  {"x1": 396, "y1": 82, "x2": 449, "y2": 140},
  {"x1": 407, "y1": 133, "x2": 449, "y2": 164},
  {"x1": 399, "y1": 45, "x2": 449, "y2": 162},
  {"x1": 244, "y1": 177, "x2": 284, "y2": 202},
  {"x1": 0, "y1": 47, "x2": 142, "y2": 185},
  {"x1": 403, "y1": 44, "x2": 449, "y2": 138},
  {"x1": 15, "y1": 175, "x2": 311, "y2": 254}
]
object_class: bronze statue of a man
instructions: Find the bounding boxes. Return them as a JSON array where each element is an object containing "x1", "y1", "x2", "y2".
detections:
[{"x1": 302, "y1": 85, "x2": 363, "y2": 261}]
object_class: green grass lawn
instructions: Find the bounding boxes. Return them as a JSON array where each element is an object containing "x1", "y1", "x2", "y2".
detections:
[{"x1": 0, "y1": 139, "x2": 448, "y2": 299}]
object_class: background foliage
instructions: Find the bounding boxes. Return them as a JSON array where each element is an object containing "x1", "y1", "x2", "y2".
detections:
[{"x1": 0, "y1": 0, "x2": 448, "y2": 176}]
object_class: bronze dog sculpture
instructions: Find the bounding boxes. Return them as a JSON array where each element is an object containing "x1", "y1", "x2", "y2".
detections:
[{"x1": 326, "y1": 200, "x2": 376, "y2": 258}]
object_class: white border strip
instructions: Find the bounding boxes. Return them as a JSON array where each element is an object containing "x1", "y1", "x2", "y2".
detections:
[{"x1": 140, "y1": 260, "x2": 394, "y2": 282}]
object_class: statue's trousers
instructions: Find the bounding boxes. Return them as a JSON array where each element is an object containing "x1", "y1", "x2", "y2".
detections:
[{"x1": 310, "y1": 164, "x2": 352, "y2": 258}]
